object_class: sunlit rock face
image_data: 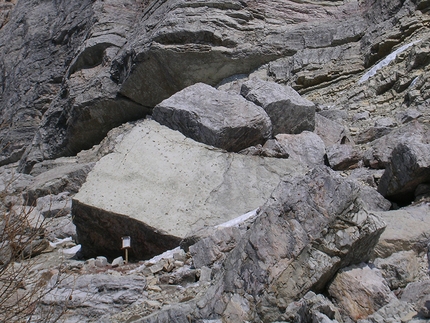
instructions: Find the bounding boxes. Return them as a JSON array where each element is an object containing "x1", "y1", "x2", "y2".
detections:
[{"x1": 73, "y1": 119, "x2": 304, "y2": 259}]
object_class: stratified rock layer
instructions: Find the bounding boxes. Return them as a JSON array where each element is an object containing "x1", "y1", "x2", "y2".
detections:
[{"x1": 73, "y1": 120, "x2": 304, "y2": 259}]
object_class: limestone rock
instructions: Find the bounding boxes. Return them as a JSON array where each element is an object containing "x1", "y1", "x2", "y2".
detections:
[
  {"x1": 35, "y1": 192, "x2": 71, "y2": 218},
  {"x1": 195, "y1": 167, "x2": 386, "y2": 322},
  {"x1": 73, "y1": 120, "x2": 304, "y2": 259},
  {"x1": 328, "y1": 263, "x2": 396, "y2": 321},
  {"x1": 401, "y1": 280, "x2": 430, "y2": 319},
  {"x1": 357, "y1": 299, "x2": 418, "y2": 323},
  {"x1": 283, "y1": 292, "x2": 343, "y2": 323},
  {"x1": 373, "y1": 203, "x2": 430, "y2": 258},
  {"x1": 373, "y1": 251, "x2": 420, "y2": 290},
  {"x1": 363, "y1": 122, "x2": 429, "y2": 169},
  {"x1": 23, "y1": 162, "x2": 94, "y2": 205},
  {"x1": 275, "y1": 132, "x2": 326, "y2": 167},
  {"x1": 326, "y1": 144, "x2": 363, "y2": 171},
  {"x1": 377, "y1": 142, "x2": 430, "y2": 203},
  {"x1": 153, "y1": 83, "x2": 272, "y2": 152},
  {"x1": 240, "y1": 79, "x2": 315, "y2": 135},
  {"x1": 40, "y1": 273, "x2": 147, "y2": 321},
  {"x1": 315, "y1": 113, "x2": 347, "y2": 147}
]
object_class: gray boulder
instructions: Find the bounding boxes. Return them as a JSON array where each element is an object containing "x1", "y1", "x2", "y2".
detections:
[
  {"x1": 357, "y1": 299, "x2": 418, "y2": 323},
  {"x1": 373, "y1": 203, "x2": 430, "y2": 258},
  {"x1": 328, "y1": 263, "x2": 396, "y2": 321},
  {"x1": 401, "y1": 280, "x2": 430, "y2": 319},
  {"x1": 283, "y1": 292, "x2": 343, "y2": 323},
  {"x1": 378, "y1": 142, "x2": 430, "y2": 203},
  {"x1": 73, "y1": 119, "x2": 304, "y2": 260},
  {"x1": 373, "y1": 251, "x2": 421, "y2": 290},
  {"x1": 153, "y1": 83, "x2": 272, "y2": 152},
  {"x1": 36, "y1": 192, "x2": 72, "y2": 218},
  {"x1": 315, "y1": 113, "x2": 347, "y2": 147},
  {"x1": 240, "y1": 79, "x2": 315, "y2": 135},
  {"x1": 275, "y1": 132, "x2": 326, "y2": 167},
  {"x1": 23, "y1": 162, "x2": 94, "y2": 205},
  {"x1": 193, "y1": 167, "x2": 386, "y2": 322},
  {"x1": 39, "y1": 273, "x2": 147, "y2": 322},
  {"x1": 363, "y1": 121, "x2": 429, "y2": 169},
  {"x1": 326, "y1": 144, "x2": 363, "y2": 171}
]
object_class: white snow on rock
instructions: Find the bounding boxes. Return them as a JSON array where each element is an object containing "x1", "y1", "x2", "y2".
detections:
[{"x1": 359, "y1": 40, "x2": 421, "y2": 84}]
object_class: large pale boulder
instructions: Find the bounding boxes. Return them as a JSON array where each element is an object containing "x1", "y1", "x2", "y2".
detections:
[
  {"x1": 73, "y1": 120, "x2": 304, "y2": 260},
  {"x1": 152, "y1": 83, "x2": 272, "y2": 152},
  {"x1": 240, "y1": 79, "x2": 316, "y2": 135}
]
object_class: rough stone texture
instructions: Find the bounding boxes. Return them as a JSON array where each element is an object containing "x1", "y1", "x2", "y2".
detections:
[
  {"x1": 23, "y1": 162, "x2": 94, "y2": 206},
  {"x1": 377, "y1": 142, "x2": 430, "y2": 203},
  {"x1": 328, "y1": 263, "x2": 396, "y2": 321},
  {"x1": 373, "y1": 203, "x2": 430, "y2": 258},
  {"x1": 357, "y1": 299, "x2": 418, "y2": 323},
  {"x1": 39, "y1": 273, "x2": 147, "y2": 322},
  {"x1": 13, "y1": 0, "x2": 375, "y2": 170},
  {"x1": 363, "y1": 122, "x2": 429, "y2": 169},
  {"x1": 193, "y1": 167, "x2": 386, "y2": 322},
  {"x1": 275, "y1": 132, "x2": 326, "y2": 167},
  {"x1": 315, "y1": 113, "x2": 347, "y2": 147},
  {"x1": 326, "y1": 144, "x2": 364, "y2": 171},
  {"x1": 36, "y1": 192, "x2": 71, "y2": 218},
  {"x1": 73, "y1": 120, "x2": 304, "y2": 259},
  {"x1": 401, "y1": 280, "x2": 430, "y2": 319},
  {"x1": 373, "y1": 250, "x2": 421, "y2": 290},
  {"x1": 152, "y1": 83, "x2": 272, "y2": 152},
  {"x1": 241, "y1": 78, "x2": 315, "y2": 135},
  {"x1": 283, "y1": 291, "x2": 343, "y2": 323}
]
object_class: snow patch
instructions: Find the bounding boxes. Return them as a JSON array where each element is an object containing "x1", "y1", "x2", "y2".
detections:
[
  {"x1": 61, "y1": 244, "x2": 81, "y2": 255},
  {"x1": 359, "y1": 40, "x2": 421, "y2": 84},
  {"x1": 215, "y1": 208, "x2": 259, "y2": 228}
]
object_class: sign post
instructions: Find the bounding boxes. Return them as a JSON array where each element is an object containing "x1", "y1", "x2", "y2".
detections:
[{"x1": 121, "y1": 236, "x2": 131, "y2": 264}]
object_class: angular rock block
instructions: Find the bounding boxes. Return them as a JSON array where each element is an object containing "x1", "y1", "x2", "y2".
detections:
[
  {"x1": 328, "y1": 264, "x2": 396, "y2": 321},
  {"x1": 275, "y1": 131, "x2": 326, "y2": 167},
  {"x1": 73, "y1": 120, "x2": 304, "y2": 260},
  {"x1": 241, "y1": 79, "x2": 315, "y2": 135},
  {"x1": 378, "y1": 142, "x2": 430, "y2": 203},
  {"x1": 153, "y1": 83, "x2": 272, "y2": 152}
]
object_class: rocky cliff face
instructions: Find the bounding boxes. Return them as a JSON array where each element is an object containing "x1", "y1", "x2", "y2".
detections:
[{"x1": 1, "y1": 0, "x2": 430, "y2": 322}]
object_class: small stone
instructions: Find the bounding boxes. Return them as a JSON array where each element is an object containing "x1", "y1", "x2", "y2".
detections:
[
  {"x1": 148, "y1": 285, "x2": 162, "y2": 292},
  {"x1": 163, "y1": 259, "x2": 175, "y2": 273},
  {"x1": 111, "y1": 256, "x2": 124, "y2": 268},
  {"x1": 173, "y1": 249, "x2": 187, "y2": 262},
  {"x1": 174, "y1": 261, "x2": 184, "y2": 268},
  {"x1": 199, "y1": 266, "x2": 212, "y2": 282},
  {"x1": 150, "y1": 261, "x2": 165, "y2": 274},
  {"x1": 95, "y1": 256, "x2": 108, "y2": 267},
  {"x1": 353, "y1": 111, "x2": 370, "y2": 121},
  {"x1": 85, "y1": 258, "x2": 96, "y2": 267}
]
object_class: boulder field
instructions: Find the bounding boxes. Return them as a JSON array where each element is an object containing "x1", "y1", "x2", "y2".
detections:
[{"x1": 0, "y1": 0, "x2": 430, "y2": 322}]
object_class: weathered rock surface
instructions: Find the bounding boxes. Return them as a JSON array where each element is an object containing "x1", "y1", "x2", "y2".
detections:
[
  {"x1": 373, "y1": 203, "x2": 430, "y2": 258},
  {"x1": 73, "y1": 119, "x2": 304, "y2": 260},
  {"x1": 190, "y1": 167, "x2": 386, "y2": 322},
  {"x1": 153, "y1": 83, "x2": 272, "y2": 152},
  {"x1": 240, "y1": 78, "x2": 316, "y2": 135},
  {"x1": 326, "y1": 144, "x2": 363, "y2": 171},
  {"x1": 328, "y1": 263, "x2": 396, "y2": 321},
  {"x1": 275, "y1": 132, "x2": 326, "y2": 167},
  {"x1": 373, "y1": 250, "x2": 421, "y2": 290},
  {"x1": 39, "y1": 273, "x2": 147, "y2": 321},
  {"x1": 401, "y1": 280, "x2": 430, "y2": 319},
  {"x1": 378, "y1": 142, "x2": 430, "y2": 203}
]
